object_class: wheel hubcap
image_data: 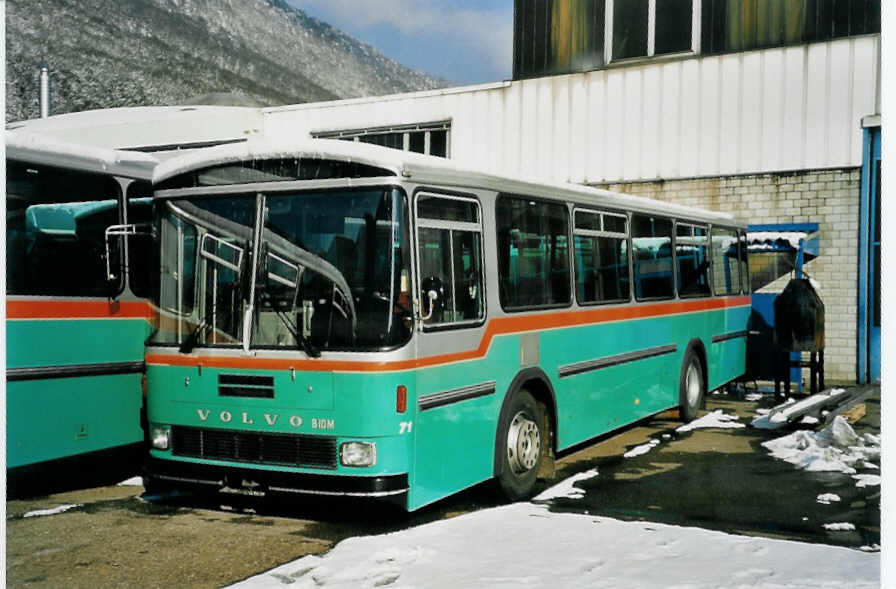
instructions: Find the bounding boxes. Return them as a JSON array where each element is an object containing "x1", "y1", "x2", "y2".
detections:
[
  {"x1": 507, "y1": 411, "x2": 541, "y2": 474},
  {"x1": 686, "y1": 361, "x2": 702, "y2": 407}
]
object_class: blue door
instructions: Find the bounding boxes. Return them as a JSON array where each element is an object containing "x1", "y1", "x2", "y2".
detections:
[{"x1": 859, "y1": 126, "x2": 881, "y2": 383}]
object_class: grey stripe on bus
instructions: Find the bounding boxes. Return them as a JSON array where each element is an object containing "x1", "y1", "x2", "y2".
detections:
[
  {"x1": 6, "y1": 360, "x2": 145, "y2": 382},
  {"x1": 418, "y1": 380, "x2": 498, "y2": 412},
  {"x1": 558, "y1": 344, "x2": 678, "y2": 379},
  {"x1": 711, "y1": 330, "x2": 749, "y2": 344}
]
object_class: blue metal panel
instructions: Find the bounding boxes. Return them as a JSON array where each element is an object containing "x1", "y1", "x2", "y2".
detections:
[{"x1": 858, "y1": 126, "x2": 881, "y2": 383}]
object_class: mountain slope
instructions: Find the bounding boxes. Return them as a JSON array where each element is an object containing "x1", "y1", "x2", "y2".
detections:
[{"x1": 5, "y1": 0, "x2": 443, "y2": 122}]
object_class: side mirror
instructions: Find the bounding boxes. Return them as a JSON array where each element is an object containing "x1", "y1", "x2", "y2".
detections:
[{"x1": 104, "y1": 223, "x2": 152, "y2": 281}]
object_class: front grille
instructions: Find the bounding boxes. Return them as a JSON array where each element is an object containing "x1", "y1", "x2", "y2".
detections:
[
  {"x1": 171, "y1": 426, "x2": 336, "y2": 469},
  {"x1": 218, "y1": 374, "x2": 275, "y2": 398}
]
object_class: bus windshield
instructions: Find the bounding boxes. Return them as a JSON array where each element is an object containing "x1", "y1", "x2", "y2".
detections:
[{"x1": 150, "y1": 187, "x2": 412, "y2": 352}]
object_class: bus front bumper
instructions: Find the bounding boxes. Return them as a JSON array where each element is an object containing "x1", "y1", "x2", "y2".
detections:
[{"x1": 144, "y1": 457, "x2": 409, "y2": 498}]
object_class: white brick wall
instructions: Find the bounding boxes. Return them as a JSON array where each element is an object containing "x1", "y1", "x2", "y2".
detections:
[{"x1": 595, "y1": 167, "x2": 860, "y2": 383}]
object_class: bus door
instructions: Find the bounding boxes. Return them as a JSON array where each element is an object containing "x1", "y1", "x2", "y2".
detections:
[{"x1": 412, "y1": 192, "x2": 490, "y2": 506}]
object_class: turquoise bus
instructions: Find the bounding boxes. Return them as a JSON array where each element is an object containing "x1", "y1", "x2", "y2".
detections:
[
  {"x1": 5, "y1": 132, "x2": 158, "y2": 496},
  {"x1": 141, "y1": 140, "x2": 749, "y2": 509}
]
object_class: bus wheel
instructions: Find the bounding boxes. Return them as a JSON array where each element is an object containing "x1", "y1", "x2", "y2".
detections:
[
  {"x1": 496, "y1": 389, "x2": 543, "y2": 501},
  {"x1": 678, "y1": 350, "x2": 705, "y2": 422}
]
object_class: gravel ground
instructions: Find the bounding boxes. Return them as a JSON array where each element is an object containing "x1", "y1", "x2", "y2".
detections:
[{"x1": 5, "y1": 386, "x2": 880, "y2": 588}]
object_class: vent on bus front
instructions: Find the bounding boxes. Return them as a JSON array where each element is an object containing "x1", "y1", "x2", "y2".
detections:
[{"x1": 218, "y1": 374, "x2": 274, "y2": 398}]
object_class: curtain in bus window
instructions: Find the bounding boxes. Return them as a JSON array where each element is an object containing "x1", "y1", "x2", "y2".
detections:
[
  {"x1": 631, "y1": 215, "x2": 674, "y2": 300},
  {"x1": 711, "y1": 227, "x2": 740, "y2": 295},
  {"x1": 5, "y1": 161, "x2": 122, "y2": 296},
  {"x1": 738, "y1": 231, "x2": 750, "y2": 294},
  {"x1": 675, "y1": 225, "x2": 711, "y2": 297},
  {"x1": 497, "y1": 197, "x2": 570, "y2": 309}
]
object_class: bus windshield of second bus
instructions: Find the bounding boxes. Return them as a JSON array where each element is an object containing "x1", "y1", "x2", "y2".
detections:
[{"x1": 148, "y1": 187, "x2": 413, "y2": 352}]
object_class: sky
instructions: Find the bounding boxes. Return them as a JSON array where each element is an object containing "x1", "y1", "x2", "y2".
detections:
[{"x1": 288, "y1": 0, "x2": 514, "y2": 86}]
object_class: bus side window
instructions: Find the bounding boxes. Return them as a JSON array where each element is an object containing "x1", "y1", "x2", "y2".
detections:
[
  {"x1": 675, "y1": 223, "x2": 711, "y2": 298},
  {"x1": 5, "y1": 161, "x2": 123, "y2": 297},
  {"x1": 631, "y1": 214, "x2": 674, "y2": 300},
  {"x1": 496, "y1": 196, "x2": 570, "y2": 310},
  {"x1": 711, "y1": 226, "x2": 740, "y2": 295},
  {"x1": 416, "y1": 193, "x2": 484, "y2": 326},
  {"x1": 573, "y1": 209, "x2": 630, "y2": 304}
]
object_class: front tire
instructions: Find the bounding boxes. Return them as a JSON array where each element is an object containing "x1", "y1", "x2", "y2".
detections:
[
  {"x1": 496, "y1": 389, "x2": 544, "y2": 501},
  {"x1": 679, "y1": 349, "x2": 705, "y2": 422}
]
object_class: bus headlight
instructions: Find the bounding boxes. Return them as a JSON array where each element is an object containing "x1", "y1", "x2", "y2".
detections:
[
  {"x1": 150, "y1": 426, "x2": 171, "y2": 450},
  {"x1": 340, "y1": 441, "x2": 376, "y2": 467}
]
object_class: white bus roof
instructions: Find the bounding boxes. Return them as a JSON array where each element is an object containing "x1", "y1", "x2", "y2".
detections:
[
  {"x1": 6, "y1": 131, "x2": 159, "y2": 180},
  {"x1": 6, "y1": 106, "x2": 261, "y2": 154},
  {"x1": 153, "y1": 138, "x2": 742, "y2": 227}
]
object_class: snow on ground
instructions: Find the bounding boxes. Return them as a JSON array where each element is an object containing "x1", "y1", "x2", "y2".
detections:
[
  {"x1": 623, "y1": 439, "x2": 660, "y2": 458},
  {"x1": 117, "y1": 477, "x2": 144, "y2": 486},
  {"x1": 745, "y1": 392, "x2": 765, "y2": 401},
  {"x1": 816, "y1": 493, "x2": 841, "y2": 505},
  {"x1": 533, "y1": 468, "x2": 599, "y2": 501},
  {"x1": 761, "y1": 416, "x2": 880, "y2": 475},
  {"x1": 852, "y1": 474, "x2": 881, "y2": 488},
  {"x1": 23, "y1": 504, "x2": 81, "y2": 518},
  {"x1": 228, "y1": 503, "x2": 879, "y2": 589},
  {"x1": 822, "y1": 522, "x2": 856, "y2": 532},
  {"x1": 676, "y1": 409, "x2": 745, "y2": 432}
]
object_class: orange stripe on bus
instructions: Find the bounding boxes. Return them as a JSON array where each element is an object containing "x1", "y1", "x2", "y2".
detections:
[
  {"x1": 145, "y1": 296, "x2": 750, "y2": 373},
  {"x1": 6, "y1": 299, "x2": 155, "y2": 320}
]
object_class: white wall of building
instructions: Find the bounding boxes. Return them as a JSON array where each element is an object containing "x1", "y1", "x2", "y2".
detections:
[{"x1": 263, "y1": 35, "x2": 879, "y2": 184}]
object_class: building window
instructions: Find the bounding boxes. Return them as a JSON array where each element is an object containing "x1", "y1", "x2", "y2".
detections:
[
  {"x1": 513, "y1": 0, "x2": 880, "y2": 79},
  {"x1": 608, "y1": 0, "x2": 698, "y2": 61},
  {"x1": 497, "y1": 196, "x2": 571, "y2": 310},
  {"x1": 701, "y1": 0, "x2": 880, "y2": 55},
  {"x1": 514, "y1": 0, "x2": 606, "y2": 78},
  {"x1": 313, "y1": 121, "x2": 451, "y2": 158},
  {"x1": 573, "y1": 208, "x2": 630, "y2": 304}
]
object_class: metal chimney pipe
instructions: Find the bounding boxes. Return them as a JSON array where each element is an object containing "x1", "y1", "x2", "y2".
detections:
[{"x1": 40, "y1": 64, "x2": 50, "y2": 118}]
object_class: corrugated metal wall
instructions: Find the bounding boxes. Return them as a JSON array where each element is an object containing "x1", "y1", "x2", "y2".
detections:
[{"x1": 263, "y1": 35, "x2": 879, "y2": 183}]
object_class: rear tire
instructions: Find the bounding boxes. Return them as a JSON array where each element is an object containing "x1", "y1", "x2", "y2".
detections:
[
  {"x1": 679, "y1": 349, "x2": 705, "y2": 422},
  {"x1": 495, "y1": 389, "x2": 544, "y2": 501}
]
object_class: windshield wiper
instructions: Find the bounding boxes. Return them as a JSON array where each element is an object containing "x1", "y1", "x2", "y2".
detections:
[
  {"x1": 179, "y1": 301, "x2": 236, "y2": 354},
  {"x1": 258, "y1": 287, "x2": 320, "y2": 358}
]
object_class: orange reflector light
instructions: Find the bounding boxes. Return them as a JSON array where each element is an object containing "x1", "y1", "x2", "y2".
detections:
[
  {"x1": 397, "y1": 385, "x2": 407, "y2": 413},
  {"x1": 141, "y1": 374, "x2": 148, "y2": 397}
]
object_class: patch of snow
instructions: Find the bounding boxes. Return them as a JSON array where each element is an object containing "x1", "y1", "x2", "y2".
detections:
[
  {"x1": 117, "y1": 476, "x2": 144, "y2": 486},
  {"x1": 676, "y1": 410, "x2": 745, "y2": 432},
  {"x1": 816, "y1": 493, "x2": 841, "y2": 505},
  {"x1": 623, "y1": 439, "x2": 661, "y2": 458},
  {"x1": 799, "y1": 415, "x2": 820, "y2": 425},
  {"x1": 852, "y1": 474, "x2": 881, "y2": 488},
  {"x1": 823, "y1": 522, "x2": 856, "y2": 531},
  {"x1": 745, "y1": 392, "x2": 765, "y2": 401},
  {"x1": 862, "y1": 462, "x2": 879, "y2": 470},
  {"x1": 533, "y1": 468, "x2": 599, "y2": 501},
  {"x1": 752, "y1": 389, "x2": 848, "y2": 429},
  {"x1": 859, "y1": 544, "x2": 881, "y2": 552},
  {"x1": 227, "y1": 503, "x2": 879, "y2": 589},
  {"x1": 23, "y1": 504, "x2": 82, "y2": 518},
  {"x1": 661, "y1": 433, "x2": 671, "y2": 440},
  {"x1": 746, "y1": 231, "x2": 809, "y2": 250},
  {"x1": 761, "y1": 416, "x2": 880, "y2": 474}
]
